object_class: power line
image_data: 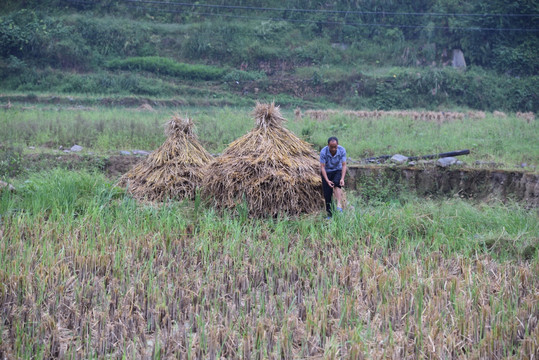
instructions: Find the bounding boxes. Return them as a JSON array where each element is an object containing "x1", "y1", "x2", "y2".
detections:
[
  {"x1": 121, "y1": 0, "x2": 539, "y2": 18},
  {"x1": 64, "y1": 0, "x2": 539, "y2": 18},
  {"x1": 122, "y1": 3, "x2": 539, "y2": 32},
  {"x1": 63, "y1": 0, "x2": 539, "y2": 32}
]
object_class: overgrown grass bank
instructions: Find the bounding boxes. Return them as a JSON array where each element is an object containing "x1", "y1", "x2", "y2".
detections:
[
  {"x1": 2, "y1": 66, "x2": 536, "y2": 111},
  {"x1": 0, "y1": 169, "x2": 537, "y2": 358}
]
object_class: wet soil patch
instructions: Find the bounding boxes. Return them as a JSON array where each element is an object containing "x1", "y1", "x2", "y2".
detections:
[{"x1": 104, "y1": 155, "x2": 141, "y2": 177}]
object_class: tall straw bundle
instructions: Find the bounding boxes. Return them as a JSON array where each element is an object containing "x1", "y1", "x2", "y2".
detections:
[
  {"x1": 202, "y1": 103, "x2": 324, "y2": 217},
  {"x1": 118, "y1": 115, "x2": 213, "y2": 201}
]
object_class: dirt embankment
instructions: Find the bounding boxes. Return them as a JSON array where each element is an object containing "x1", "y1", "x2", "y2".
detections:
[
  {"x1": 348, "y1": 165, "x2": 539, "y2": 208},
  {"x1": 106, "y1": 156, "x2": 539, "y2": 208},
  {"x1": 18, "y1": 153, "x2": 539, "y2": 207},
  {"x1": 22, "y1": 153, "x2": 141, "y2": 178}
]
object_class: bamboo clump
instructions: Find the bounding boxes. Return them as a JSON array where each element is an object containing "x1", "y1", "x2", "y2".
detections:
[
  {"x1": 118, "y1": 115, "x2": 213, "y2": 201},
  {"x1": 202, "y1": 102, "x2": 323, "y2": 217}
]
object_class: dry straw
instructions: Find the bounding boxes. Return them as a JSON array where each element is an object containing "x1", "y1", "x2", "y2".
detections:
[
  {"x1": 118, "y1": 115, "x2": 213, "y2": 201},
  {"x1": 202, "y1": 102, "x2": 324, "y2": 217}
]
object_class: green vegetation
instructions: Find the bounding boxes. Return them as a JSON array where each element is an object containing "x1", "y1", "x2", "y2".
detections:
[
  {"x1": 106, "y1": 57, "x2": 228, "y2": 80},
  {"x1": 1, "y1": 106, "x2": 537, "y2": 174},
  {"x1": 0, "y1": 2, "x2": 537, "y2": 110},
  {"x1": 0, "y1": 168, "x2": 537, "y2": 358},
  {"x1": 0, "y1": 1, "x2": 537, "y2": 357}
]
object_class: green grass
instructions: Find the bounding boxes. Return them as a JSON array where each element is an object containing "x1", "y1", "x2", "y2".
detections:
[
  {"x1": 105, "y1": 57, "x2": 228, "y2": 80},
  {"x1": 0, "y1": 168, "x2": 537, "y2": 358},
  {"x1": 291, "y1": 111, "x2": 539, "y2": 166},
  {"x1": 2, "y1": 104, "x2": 536, "y2": 170}
]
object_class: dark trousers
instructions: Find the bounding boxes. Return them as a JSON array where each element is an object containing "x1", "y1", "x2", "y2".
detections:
[{"x1": 322, "y1": 170, "x2": 342, "y2": 216}]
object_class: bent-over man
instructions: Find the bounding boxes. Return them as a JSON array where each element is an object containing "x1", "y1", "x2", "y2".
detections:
[{"x1": 320, "y1": 136, "x2": 347, "y2": 217}]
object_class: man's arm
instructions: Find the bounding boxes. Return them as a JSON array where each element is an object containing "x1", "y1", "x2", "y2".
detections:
[
  {"x1": 340, "y1": 161, "x2": 347, "y2": 187},
  {"x1": 320, "y1": 163, "x2": 334, "y2": 188}
]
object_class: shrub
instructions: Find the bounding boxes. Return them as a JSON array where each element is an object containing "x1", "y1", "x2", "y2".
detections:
[
  {"x1": 70, "y1": 15, "x2": 153, "y2": 57},
  {"x1": 0, "y1": 145, "x2": 23, "y2": 178},
  {"x1": 106, "y1": 56, "x2": 227, "y2": 81},
  {"x1": 294, "y1": 40, "x2": 342, "y2": 65},
  {"x1": 223, "y1": 70, "x2": 267, "y2": 83},
  {"x1": 46, "y1": 37, "x2": 94, "y2": 70},
  {"x1": 0, "y1": 9, "x2": 51, "y2": 58},
  {"x1": 245, "y1": 41, "x2": 283, "y2": 63},
  {"x1": 492, "y1": 41, "x2": 538, "y2": 77}
]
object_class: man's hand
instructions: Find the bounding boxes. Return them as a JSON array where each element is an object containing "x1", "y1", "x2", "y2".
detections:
[
  {"x1": 339, "y1": 178, "x2": 345, "y2": 187},
  {"x1": 321, "y1": 163, "x2": 334, "y2": 188}
]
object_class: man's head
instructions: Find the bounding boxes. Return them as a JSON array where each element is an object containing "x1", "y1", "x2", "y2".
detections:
[{"x1": 328, "y1": 136, "x2": 338, "y2": 154}]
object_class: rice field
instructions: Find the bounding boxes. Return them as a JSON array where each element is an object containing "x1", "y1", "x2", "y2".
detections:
[
  {"x1": 0, "y1": 104, "x2": 538, "y2": 358},
  {"x1": 0, "y1": 168, "x2": 538, "y2": 358}
]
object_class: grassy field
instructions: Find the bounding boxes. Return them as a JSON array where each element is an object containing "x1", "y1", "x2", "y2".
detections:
[
  {"x1": 1, "y1": 104, "x2": 537, "y2": 170},
  {"x1": 0, "y1": 104, "x2": 538, "y2": 358}
]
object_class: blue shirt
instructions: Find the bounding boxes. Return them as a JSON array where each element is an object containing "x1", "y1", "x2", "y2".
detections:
[{"x1": 320, "y1": 145, "x2": 346, "y2": 172}]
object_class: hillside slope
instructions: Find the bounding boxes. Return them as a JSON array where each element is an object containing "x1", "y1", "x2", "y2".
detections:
[{"x1": 0, "y1": 1, "x2": 537, "y2": 110}]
